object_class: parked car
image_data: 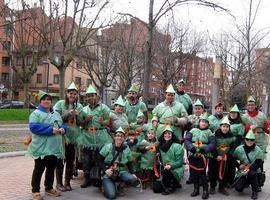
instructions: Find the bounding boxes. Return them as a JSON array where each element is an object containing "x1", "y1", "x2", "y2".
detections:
[{"x1": 0, "y1": 100, "x2": 24, "y2": 109}]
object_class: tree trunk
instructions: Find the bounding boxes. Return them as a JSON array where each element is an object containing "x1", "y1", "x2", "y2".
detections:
[
  {"x1": 59, "y1": 67, "x2": 66, "y2": 99},
  {"x1": 23, "y1": 82, "x2": 29, "y2": 108},
  {"x1": 142, "y1": 0, "x2": 154, "y2": 107}
]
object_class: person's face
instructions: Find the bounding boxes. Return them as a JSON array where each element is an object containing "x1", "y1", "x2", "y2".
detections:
[
  {"x1": 245, "y1": 138, "x2": 255, "y2": 147},
  {"x1": 115, "y1": 105, "x2": 124, "y2": 113},
  {"x1": 215, "y1": 106, "x2": 224, "y2": 115},
  {"x1": 67, "y1": 90, "x2": 78, "y2": 103},
  {"x1": 177, "y1": 83, "x2": 185, "y2": 92},
  {"x1": 229, "y1": 112, "x2": 238, "y2": 119},
  {"x1": 40, "y1": 97, "x2": 52, "y2": 109},
  {"x1": 114, "y1": 132, "x2": 124, "y2": 145},
  {"x1": 128, "y1": 135, "x2": 136, "y2": 141},
  {"x1": 247, "y1": 102, "x2": 256, "y2": 112},
  {"x1": 147, "y1": 130, "x2": 155, "y2": 140},
  {"x1": 87, "y1": 93, "x2": 97, "y2": 104},
  {"x1": 194, "y1": 106, "x2": 203, "y2": 116},
  {"x1": 128, "y1": 91, "x2": 137, "y2": 100},
  {"x1": 164, "y1": 131, "x2": 172, "y2": 141},
  {"x1": 199, "y1": 120, "x2": 209, "y2": 129},
  {"x1": 136, "y1": 116, "x2": 144, "y2": 124},
  {"x1": 165, "y1": 93, "x2": 175, "y2": 103},
  {"x1": 220, "y1": 124, "x2": 230, "y2": 134}
]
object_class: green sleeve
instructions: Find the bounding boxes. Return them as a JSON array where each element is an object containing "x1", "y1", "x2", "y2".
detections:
[
  {"x1": 140, "y1": 102, "x2": 147, "y2": 112},
  {"x1": 53, "y1": 100, "x2": 63, "y2": 115},
  {"x1": 170, "y1": 144, "x2": 184, "y2": 169},
  {"x1": 29, "y1": 111, "x2": 39, "y2": 123},
  {"x1": 100, "y1": 144, "x2": 110, "y2": 157}
]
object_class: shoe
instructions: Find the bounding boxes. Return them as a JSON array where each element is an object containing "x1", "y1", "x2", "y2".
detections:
[
  {"x1": 251, "y1": 191, "x2": 258, "y2": 199},
  {"x1": 117, "y1": 183, "x2": 125, "y2": 197},
  {"x1": 80, "y1": 179, "x2": 91, "y2": 188},
  {"x1": 186, "y1": 179, "x2": 194, "y2": 184},
  {"x1": 219, "y1": 188, "x2": 229, "y2": 196},
  {"x1": 209, "y1": 187, "x2": 215, "y2": 195},
  {"x1": 73, "y1": 169, "x2": 78, "y2": 177},
  {"x1": 56, "y1": 184, "x2": 66, "y2": 192},
  {"x1": 45, "y1": 189, "x2": 61, "y2": 197},
  {"x1": 191, "y1": 184, "x2": 200, "y2": 197},
  {"x1": 32, "y1": 192, "x2": 43, "y2": 200},
  {"x1": 257, "y1": 186, "x2": 261, "y2": 192},
  {"x1": 64, "y1": 184, "x2": 72, "y2": 191},
  {"x1": 202, "y1": 190, "x2": 209, "y2": 199}
]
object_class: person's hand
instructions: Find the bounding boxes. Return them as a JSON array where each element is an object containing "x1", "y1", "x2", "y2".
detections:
[
  {"x1": 171, "y1": 116, "x2": 177, "y2": 123},
  {"x1": 152, "y1": 121, "x2": 158, "y2": 127},
  {"x1": 105, "y1": 169, "x2": 113, "y2": 177},
  {"x1": 129, "y1": 123, "x2": 134, "y2": 129},
  {"x1": 217, "y1": 155, "x2": 223, "y2": 161},
  {"x1": 240, "y1": 164, "x2": 247, "y2": 170},
  {"x1": 145, "y1": 146, "x2": 151, "y2": 150},
  {"x1": 243, "y1": 168, "x2": 250, "y2": 175},
  {"x1": 69, "y1": 109, "x2": 77, "y2": 116},
  {"x1": 164, "y1": 163, "x2": 171, "y2": 170},
  {"x1": 53, "y1": 128, "x2": 59, "y2": 134},
  {"x1": 59, "y1": 127, "x2": 65, "y2": 135},
  {"x1": 99, "y1": 117, "x2": 104, "y2": 125},
  {"x1": 132, "y1": 174, "x2": 137, "y2": 179}
]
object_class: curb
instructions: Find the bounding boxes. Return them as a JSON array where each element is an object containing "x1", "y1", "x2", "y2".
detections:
[{"x1": 0, "y1": 151, "x2": 26, "y2": 158}]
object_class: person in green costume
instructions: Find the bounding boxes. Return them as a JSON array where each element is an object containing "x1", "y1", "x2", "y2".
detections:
[
  {"x1": 108, "y1": 95, "x2": 129, "y2": 132},
  {"x1": 77, "y1": 84, "x2": 112, "y2": 188},
  {"x1": 28, "y1": 91, "x2": 67, "y2": 200},
  {"x1": 130, "y1": 110, "x2": 148, "y2": 143},
  {"x1": 153, "y1": 125, "x2": 184, "y2": 195},
  {"x1": 233, "y1": 129, "x2": 264, "y2": 199},
  {"x1": 53, "y1": 82, "x2": 84, "y2": 191},
  {"x1": 184, "y1": 115, "x2": 215, "y2": 199},
  {"x1": 125, "y1": 84, "x2": 148, "y2": 123},
  {"x1": 152, "y1": 84, "x2": 188, "y2": 140},
  {"x1": 137, "y1": 125, "x2": 158, "y2": 189},
  {"x1": 125, "y1": 129, "x2": 140, "y2": 172},
  {"x1": 208, "y1": 102, "x2": 224, "y2": 132},
  {"x1": 98, "y1": 127, "x2": 138, "y2": 199},
  {"x1": 208, "y1": 117, "x2": 240, "y2": 196},
  {"x1": 175, "y1": 79, "x2": 193, "y2": 115}
]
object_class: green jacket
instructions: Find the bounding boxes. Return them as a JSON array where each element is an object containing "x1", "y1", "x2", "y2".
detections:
[
  {"x1": 159, "y1": 143, "x2": 184, "y2": 182},
  {"x1": 77, "y1": 103, "x2": 112, "y2": 149},
  {"x1": 27, "y1": 107, "x2": 65, "y2": 159},
  {"x1": 53, "y1": 100, "x2": 84, "y2": 144},
  {"x1": 137, "y1": 139, "x2": 158, "y2": 170},
  {"x1": 152, "y1": 100, "x2": 187, "y2": 139},
  {"x1": 125, "y1": 100, "x2": 147, "y2": 123},
  {"x1": 208, "y1": 114, "x2": 222, "y2": 132},
  {"x1": 109, "y1": 110, "x2": 129, "y2": 131},
  {"x1": 131, "y1": 123, "x2": 148, "y2": 143},
  {"x1": 175, "y1": 93, "x2": 193, "y2": 112},
  {"x1": 230, "y1": 123, "x2": 245, "y2": 137},
  {"x1": 233, "y1": 144, "x2": 263, "y2": 177}
]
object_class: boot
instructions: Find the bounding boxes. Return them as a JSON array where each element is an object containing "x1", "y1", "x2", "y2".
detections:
[
  {"x1": 218, "y1": 187, "x2": 229, "y2": 196},
  {"x1": 191, "y1": 184, "x2": 200, "y2": 197},
  {"x1": 251, "y1": 191, "x2": 258, "y2": 199},
  {"x1": 202, "y1": 185, "x2": 209, "y2": 199},
  {"x1": 56, "y1": 168, "x2": 66, "y2": 192},
  {"x1": 80, "y1": 173, "x2": 91, "y2": 188},
  {"x1": 64, "y1": 168, "x2": 73, "y2": 191},
  {"x1": 209, "y1": 187, "x2": 215, "y2": 195}
]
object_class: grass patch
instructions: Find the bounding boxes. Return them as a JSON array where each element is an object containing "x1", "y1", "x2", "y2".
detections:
[{"x1": 0, "y1": 109, "x2": 30, "y2": 121}]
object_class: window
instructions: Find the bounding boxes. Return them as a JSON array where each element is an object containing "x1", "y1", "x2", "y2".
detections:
[
  {"x1": 112, "y1": 80, "x2": 117, "y2": 89},
  {"x1": 53, "y1": 74, "x2": 59, "y2": 84},
  {"x1": 16, "y1": 57, "x2": 22, "y2": 65},
  {"x1": 2, "y1": 41, "x2": 11, "y2": 51},
  {"x1": 2, "y1": 57, "x2": 11, "y2": 66},
  {"x1": 26, "y1": 56, "x2": 32, "y2": 65},
  {"x1": 86, "y1": 79, "x2": 92, "y2": 87},
  {"x1": 36, "y1": 74, "x2": 42, "y2": 84},
  {"x1": 76, "y1": 61, "x2": 82, "y2": 69},
  {"x1": 75, "y1": 77, "x2": 81, "y2": 86},
  {"x1": 1, "y1": 73, "x2": 9, "y2": 81}
]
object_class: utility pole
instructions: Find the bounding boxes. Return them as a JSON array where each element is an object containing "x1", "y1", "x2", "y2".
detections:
[{"x1": 212, "y1": 56, "x2": 221, "y2": 114}]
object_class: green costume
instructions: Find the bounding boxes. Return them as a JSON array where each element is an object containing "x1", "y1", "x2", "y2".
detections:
[
  {"x1": 152, "y1": 100, "x2": 187, "y2": 139},
  {"x1": 175, "y1": 92, "x2": 193, "y2": 112},
  {"x1": 99, "y1": 143, "x2": 132, "y2": 176},
  {"x1": 137, "y1": 139, "x2": 157, "y2": 170},
  {"x1": 109, "y1": 110, "x2": 129, "y2": 131},
  {"x1": 125, "y1": 100, "x2": 147, "y2": 123},
  {"x1": 27, "y1": 109, "x2": 65, "y2": 159},
  {"x1": 159, "y1": 143, "x2": 184, "y2": 182},
  {"x1": 208, "y1": 114, "x2": 222, "y2": 132},
  {"x1": 53, "y1": 100, "x2": 84, "y2": 144},
  {"x1": 187, "y1": 114, "x2": 202, "y2": 128},
  {"x1": 130, "y1": 123, "x2": 148, "y2": 143},
  {"x1": 77, "y1": 103, "x2": 112, "y2": 149}
]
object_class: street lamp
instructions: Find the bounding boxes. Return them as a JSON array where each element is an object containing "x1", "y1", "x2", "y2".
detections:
[
  {"x1": 43, "y1": 61, "x2": 50, "y2": 92},
  {"x1": 212, "y1": 56, "x2": 222, "y2": 114}
]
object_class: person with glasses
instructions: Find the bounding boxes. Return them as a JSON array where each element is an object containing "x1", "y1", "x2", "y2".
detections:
[
  {"x1": 77, "y1": 84, "x2": 112, "y2": 188},
  {"x1": 53, "y1": 82, "x2": 84, "y2": 191},
  {"x1": 152, "y1": 84, "x2": 188, "y2": 140},
  {"x1": 98, "y1": 127, "x2": 138, "y2": 199},
  {"x1": 233, "y1": 129, "x2": 263, "y2": 199},
  {"x1": 28, "y1": 91, "x2": 67, "y2": 200},
  {"x1": 125, "y1": 84, "x2": 148, "y2": 124}
]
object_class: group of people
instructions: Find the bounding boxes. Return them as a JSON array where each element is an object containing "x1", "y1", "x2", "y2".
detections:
[{"x1": 26, "y1": 79, "x2": 269, "y2": 200}]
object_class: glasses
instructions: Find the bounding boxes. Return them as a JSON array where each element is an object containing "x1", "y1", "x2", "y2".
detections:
[{"x1": 245, "y1": 138, "x2": 255, "y2": 141}]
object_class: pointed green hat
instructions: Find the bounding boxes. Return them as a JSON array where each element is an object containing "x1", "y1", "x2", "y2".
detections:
[
  {"x1": 247, "y1": 96, "x2": 256, "y2": 103},
  {"x1": 147, "y1": 123, "x2": 156, "y2": 132},
  {"x1": 137, "y1": 110, "x2": 144, "y2": 118},
  {"x1": 39, "y1": 90, "x2": 48, "y2": 100},
  {"x1": 177, "y1": 79, "x2": 186, "y2": 85},
  {"x1": 165, "y1": 84, "x2": 176, "y2": 93},
  {"x1": 115, "y1": 126, "x2": 125, "y2": 134},
  {"x1": 220, "y1": 116, "x2": 230, "y2": 126},
  {"x1": 128, "y1": 84, "x2": 138, "y2": 93},
  {"x1": 163, "y1": 125, "x2": 173, "y2": 133},
  {"x1": 114, "y1": 95, "x2": 125, "y2": 107},
  {"x1": 194, "y1": 99, "x2": 204, "y2": 107},
  {"x1": 245, "y1": 129, "x2": 255, "y2": 140},
  {"x1": 230, "y1": 104, "x2": 240, "y2": 113},
  {"x1": 86, "y1": 84, "x2": 97, "y2": 94},
  {"x1": 199, "y1": 113, "x2": 209, "y2": 122},
  {"x1": 67, "y1": 82, "x2": 78, "y2": 91}
]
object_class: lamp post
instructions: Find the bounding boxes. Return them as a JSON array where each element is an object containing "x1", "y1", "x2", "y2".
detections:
[
  {"x1": 43, "y1": 62, "x2": 49, "y2": 92},
  {"x1": 212, "y1": 56, "x2": 222, "y2": 114}
]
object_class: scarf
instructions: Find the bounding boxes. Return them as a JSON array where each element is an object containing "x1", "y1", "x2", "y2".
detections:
[{"x1": 248, "y1": 111, "x2": 259, "y2": 117}]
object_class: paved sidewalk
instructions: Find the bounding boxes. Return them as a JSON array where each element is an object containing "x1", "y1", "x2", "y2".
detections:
[{"x1": 0, "y1": 154, "x2": 270, "y2": 200}]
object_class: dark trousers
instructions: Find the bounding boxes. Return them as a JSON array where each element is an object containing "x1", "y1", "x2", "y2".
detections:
[
  {"x1": 56, "y1": 143, "x2": 76, "y2": 184},
  {"x1": 209, "y1": 158, "x2": 232, "y2": 189},
  {"x1": 31, "y1": 155, "x2": 57, "y2": 193},
  {"x1": 153, "y1": 170, "x2": 179, "y2": 193},
  {"x1": 235, "y1": 170, "x2": 259, "y2": 192},
  {"x1": 189, "y1": 156, "x2": 208, "y2": 188},
  {"x1": 82, "y1": 148, "x2": 100, "y2": 179}
]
